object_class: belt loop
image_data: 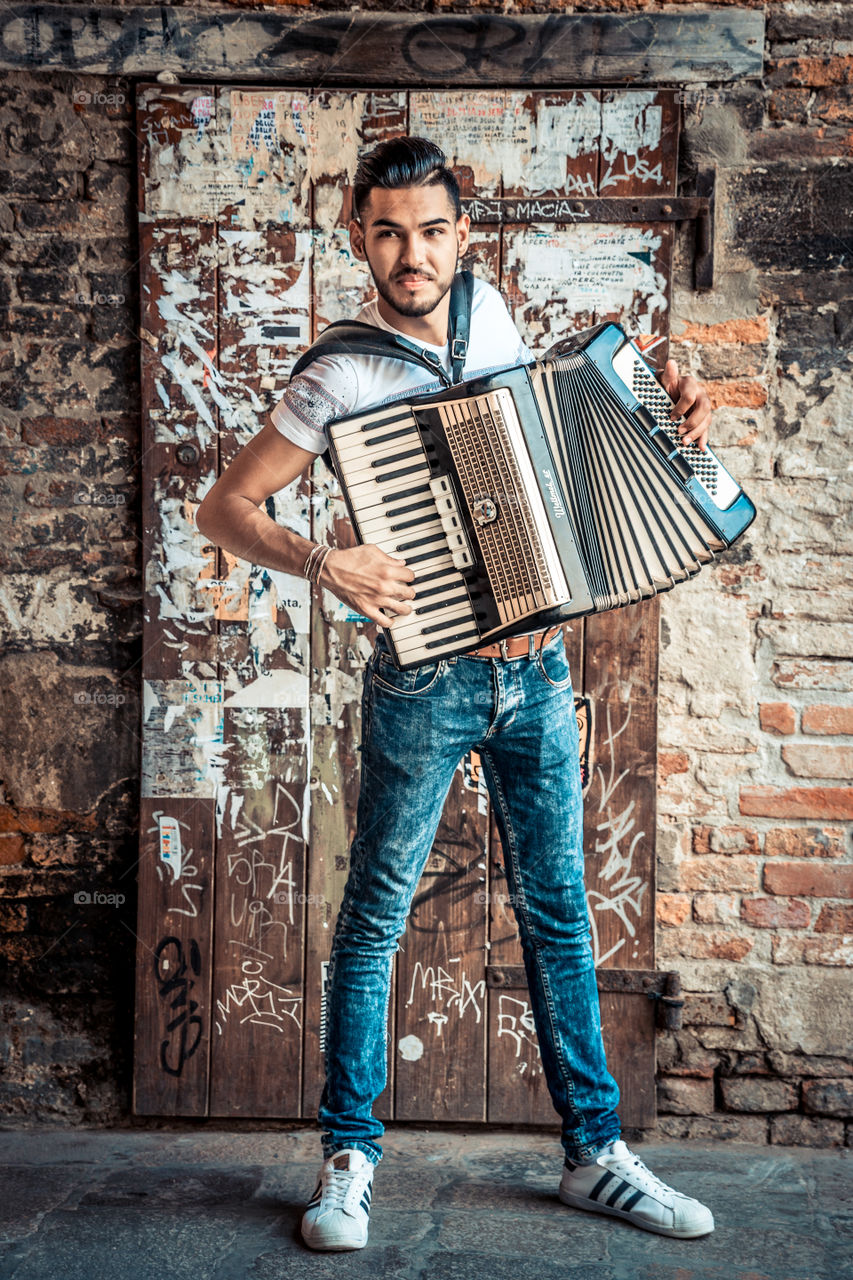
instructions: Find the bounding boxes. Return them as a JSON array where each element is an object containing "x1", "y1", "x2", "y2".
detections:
[
  {"x1": 499, "y1": 638, "x2": 510, "y2": 661},
  {"x1": 527, "y1": 634, "x2": 535, "y2": 660}
]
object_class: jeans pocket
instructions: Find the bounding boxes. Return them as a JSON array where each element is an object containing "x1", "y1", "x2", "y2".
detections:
[
  {"x1": 534, "y1": 636, "x2": 573, "y2": 690},
  {"x1": 372, "y1": 650, "x2": 446, "y2": 697}
]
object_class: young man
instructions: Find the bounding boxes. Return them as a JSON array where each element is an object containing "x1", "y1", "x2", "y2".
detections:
[{"x1": 196, "y1": 137, "x2": 715, "y2": 1251}]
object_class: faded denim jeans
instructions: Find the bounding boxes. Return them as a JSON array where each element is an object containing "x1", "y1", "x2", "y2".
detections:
[{"x1": 317, "y1": 627, "x2": 621, "y2": 1166}]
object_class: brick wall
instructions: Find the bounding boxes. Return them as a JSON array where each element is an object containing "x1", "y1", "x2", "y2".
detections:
[
  {"x1": 0, "y1": 2, "x2": 850, "y2": 1139},
  {"x1": 652, "y1": 0, "x2": 852, "y2": 1148}
]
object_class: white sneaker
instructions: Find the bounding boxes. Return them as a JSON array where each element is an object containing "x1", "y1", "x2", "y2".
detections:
[
  {"x1": 559, "y1": 1139, "x2": 714, "y2": 1239},
  {"x1": 300, "y1": 1147, "x2": 375, "y2": 1251}
]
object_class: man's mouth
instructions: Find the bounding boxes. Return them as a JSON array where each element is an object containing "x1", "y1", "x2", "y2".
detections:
[{"x1": 396, "y1": 273, "x2": 432, "y2": 287}]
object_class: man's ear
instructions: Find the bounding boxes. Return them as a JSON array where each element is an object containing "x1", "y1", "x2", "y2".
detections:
[
  {"x1": 349, "y1": 218, "x2": 367, "y2": 262},
  {"x1": 457, "y1": 212, "x2": 471, "y2": 257}
]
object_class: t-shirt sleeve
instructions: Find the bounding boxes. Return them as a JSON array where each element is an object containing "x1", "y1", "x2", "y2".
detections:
[
  {"x1": 478, "y1": 278, "x2": 536, "y2": 365},
  {"x1": 269, "y1": 355, "x2": 359, "y2": 454}
]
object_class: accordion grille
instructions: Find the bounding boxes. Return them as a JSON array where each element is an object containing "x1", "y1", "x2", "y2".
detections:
[{"x1": 438, "y1": 393, "x2": 556, "y2": 622}]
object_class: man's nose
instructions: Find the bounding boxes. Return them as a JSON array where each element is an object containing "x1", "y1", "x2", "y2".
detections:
[{"x1": 398, "y1": 235, "x2": 427, "y2": 266}]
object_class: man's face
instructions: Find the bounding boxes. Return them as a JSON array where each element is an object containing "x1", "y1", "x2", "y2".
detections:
[{"x1": 349, "y1": 183, "x2": 470, "y2": 320}]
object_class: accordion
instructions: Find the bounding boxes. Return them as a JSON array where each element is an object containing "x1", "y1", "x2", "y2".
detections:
[{"x1": 327, "y1": 321, "x2": 756, "y2": 670}]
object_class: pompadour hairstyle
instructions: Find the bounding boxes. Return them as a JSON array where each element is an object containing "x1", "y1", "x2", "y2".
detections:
[{"x1": 352, "y1": 136, "x2": 462, "y2": 221}]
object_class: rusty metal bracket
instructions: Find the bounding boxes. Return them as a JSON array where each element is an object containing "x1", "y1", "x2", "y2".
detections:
[
  {"x1": 461, "y1": 167, "x2": 716, "y2": 292},
  {"x1": 486, "y1": 965, "x2": 684, "y2": 1031}
]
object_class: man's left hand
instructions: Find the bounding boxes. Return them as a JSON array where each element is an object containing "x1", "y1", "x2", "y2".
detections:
[{"x1": 659, "y1": 358, "x2": 712, "y2": 452}]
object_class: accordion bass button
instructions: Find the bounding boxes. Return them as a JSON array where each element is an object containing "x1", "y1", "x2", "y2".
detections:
[{"x1": 472, "y1": 497, "x2": 498, "y2": 525}]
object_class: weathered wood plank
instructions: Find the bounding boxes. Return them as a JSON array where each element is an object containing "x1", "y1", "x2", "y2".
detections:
[{"x1": 8, "y1": 8, "x2": 765, "y2": 84}]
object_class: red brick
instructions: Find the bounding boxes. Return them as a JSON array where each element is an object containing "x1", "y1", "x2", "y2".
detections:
[
  {"x1": 801, "y1": 704, "x2": 853, "y2": 736},
  {"x1": 772, "y1": 55, "x2": 853, "y2": 89},
  {"x1": 739, "y1": 786, "x2": 853, "y2": 819},
  {"x1": 764, "y1": 863, "x2": 853, "y2": 899},
  {"x1": 707, "y1": 380, "x2": 767, "y2": 409},
  {"x1": 770, "y1": 1115, "x2": 844, "y2": 1147},
  {"x1": 693, "y1": 825, "x2": 760, "y2": 856},
  {"x1": 657, "y1": 1077, "x2": 715, "y2": 1116},
  {"x1": 656, "y1": 893, "x2": 691, "y2": 926},
  {"x1": 815, "y1": 903, "x2": 853, "y2": 933},
  {"x1": 0, "y1": 834, "x2": 26, "y2": 866},
  {"x1": 741, "y1": 897, "x2": 811, "y2": 928},
  {"x1": 759, "y1": 702, "x2": 796, "y2": 735},
  {"x1": 658, "y1": 929, "x2": 753, "y2": 962},
  {"x1": 802, "y1": 1079, "x2": 853, "y2": 1117},
  {"x1": 721, "y1": 1077, "x2": 798, "y2": 1113},
  {"x1": 692, "y1": 893, "x2": 739, "y2": 924},
  {"x1": 772, "y1": 936, "x2": 853, "y2": 965},
  {"x1": 782, "y1": 743, "x2": 853, "y2": 779},
  {"x1": 681, "y1": 994, "x2": 735, "y2": 1028},
  {"x1": 764, "y1": 827, "x2": 846, "y2": 858},
  {"x1": 678, "y1": 857, "x2": 760, "y2": 893},
  {"x1": 658, "y1": 750, "x2": 689, "y2": 781},
  {"x1": 671, "y1": 317, "x2": 769, "y2": 345},
  {"x1": 0, "y1": 903, "x2": 27, "y2": 931},
  {"x1": 772, "y1": 659, "x2": 853, "y2": 691}
]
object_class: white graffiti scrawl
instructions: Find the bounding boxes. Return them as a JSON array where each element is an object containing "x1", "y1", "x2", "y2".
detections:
[{"x1": 586, "y1": 704, "x2": 649, "y2": 966}]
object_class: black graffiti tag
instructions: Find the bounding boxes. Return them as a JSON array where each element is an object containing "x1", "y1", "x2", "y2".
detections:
[{"x1": 154, "y1": 935, "x2": 203, "y2": 1076}]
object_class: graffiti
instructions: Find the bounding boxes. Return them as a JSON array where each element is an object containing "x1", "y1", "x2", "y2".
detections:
[
  {"x1": 214, "y1": 952, "x2": 302, "y2": 1035},
  {"x1": 406, "y1": 959, "x2": 485, "y2": 1036},
  {"x1": 154, "y1": 935, "x2": 203, "y2": 1076},
  {"x1": 496, "y1": 994, "x2": 542, "y2": 1077},
  {"x1": 586, "y1": 704, "x2": 649, "y2": 966}
]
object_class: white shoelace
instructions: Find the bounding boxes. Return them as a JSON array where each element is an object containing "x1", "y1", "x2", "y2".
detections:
[
  {"x1": 320, "y1": 1166, "x2": 370, "y2": 1214},
  {"x1": 611, "y1": 1152, "x2": 675, "y2": 1200}
]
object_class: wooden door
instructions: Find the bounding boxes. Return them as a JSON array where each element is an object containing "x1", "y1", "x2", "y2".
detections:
[{"x1": 133, "y1": 86, "x2": 679, "y2": 1127}]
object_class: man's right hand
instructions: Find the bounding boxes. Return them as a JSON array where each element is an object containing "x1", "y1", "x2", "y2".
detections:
[{"x1": 320, "y1": 545, "x2": 416, "y2": 627}]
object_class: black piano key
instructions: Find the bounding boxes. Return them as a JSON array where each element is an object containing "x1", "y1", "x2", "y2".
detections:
[
  {"x1": 395, "y1": 531, "x2": 445, "y2": 553},
  {"x1": 422, "y1": 613, "x2": 477, "y2": 637},
  {"x1": 381, "y1": 486, "x2": 432, "y2": 506},
  {"x1": 359, "y1": 409, "x2": 415, "y2": 432},
  {"x1": 416, "y1": 593, "x2": 470, "y2": 616},
  {"x1": 390, "y1": 512, "x2": 441, "y2": 532},
  {"x1": 363, "y1": 425, "x2": 422, "y2": 448},
  {"x1": 375, "y1": 463, "x2": 430, "y2": 485},
  {"x1": 423, "y1": 628, "x2": 481, "y2": 652},
  {"x1": 371, "y1": 446, "x2": 422, "y2": 469}
]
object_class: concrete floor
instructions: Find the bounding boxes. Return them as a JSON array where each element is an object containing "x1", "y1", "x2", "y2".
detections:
[{"x1": 0, "y1": 1126, "x2": 849, "y2": 1280}]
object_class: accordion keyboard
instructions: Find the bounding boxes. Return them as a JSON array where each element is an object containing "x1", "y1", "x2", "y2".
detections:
[
  {"x1": 611, "y1": 344, "x2": 741, "y2": 509},
  {"x1": 329, "y1": 405, "x2": 481, "y2": 663}
]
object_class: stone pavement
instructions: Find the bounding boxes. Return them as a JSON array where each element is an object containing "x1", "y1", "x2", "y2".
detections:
[{"x1": 0, "y1": 1126, "x2": 849, "y2": 1280}]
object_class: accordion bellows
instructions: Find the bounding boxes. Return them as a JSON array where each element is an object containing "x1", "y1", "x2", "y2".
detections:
[{"x1": 327, "y1": 322, "x2": 756, "y2": 670}]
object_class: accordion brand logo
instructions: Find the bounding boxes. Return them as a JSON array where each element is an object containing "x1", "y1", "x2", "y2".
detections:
[{"x1": 542, "y1": 469, "x2": 566, "y2": 519}]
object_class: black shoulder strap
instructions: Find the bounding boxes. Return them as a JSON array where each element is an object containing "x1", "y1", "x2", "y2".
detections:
[
  {"x1": 288, "y1": 269, "x2": 476, "y2": 388},
  {"x1": 448, "y1": 268, "x2": 474, "y2": 383}
]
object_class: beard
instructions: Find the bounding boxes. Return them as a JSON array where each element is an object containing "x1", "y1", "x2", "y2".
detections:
[{"x1": 368, "y1": 247, "x2": 459, "y2": 319}]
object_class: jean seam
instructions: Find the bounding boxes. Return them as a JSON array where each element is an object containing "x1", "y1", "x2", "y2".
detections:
[{"x1": 480, "y1": 746, "x2": 586, "y2": 1135}]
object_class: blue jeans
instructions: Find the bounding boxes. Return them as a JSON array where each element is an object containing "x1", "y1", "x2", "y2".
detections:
[{"x1": 318, "y1": 628, "x2": 621, "y2": 1166}]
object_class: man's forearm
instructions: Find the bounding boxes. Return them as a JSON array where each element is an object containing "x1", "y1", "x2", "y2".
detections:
[{"x1": 197, "y1": 494, "x2": 316, "y2": 577}]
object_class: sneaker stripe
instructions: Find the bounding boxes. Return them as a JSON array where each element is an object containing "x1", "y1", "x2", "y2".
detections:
[
  {"x1": 589, "y1": 1170, "x2": 617, "y2": 1201},
  {"x1": 359, "y1": 1193, "x2": 371, "y2": 1212},
  {"x1": 605, "y1": 1178, "x2": 634, "y2": 1208},
  {"x1": 621, "y1": 1188, "x2": 646, "y2": 1213}
]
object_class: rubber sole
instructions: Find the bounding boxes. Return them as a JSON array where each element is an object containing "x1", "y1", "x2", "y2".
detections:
[{"x1": 558, "y1": 1186, "x2": 715, "y2": 1239}]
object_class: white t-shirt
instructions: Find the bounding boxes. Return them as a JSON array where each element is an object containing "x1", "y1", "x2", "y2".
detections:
[{"x1": 269, "y1": 276, "x2": 534, "y2": 453}]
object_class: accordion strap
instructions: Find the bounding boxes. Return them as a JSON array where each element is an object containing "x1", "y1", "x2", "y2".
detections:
[{"x1": 289, "y1": 269, "x2": 475, "y2": 389}]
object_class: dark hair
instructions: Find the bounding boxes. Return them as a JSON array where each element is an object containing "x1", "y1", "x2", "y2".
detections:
[{"x1": 352, "y1": 136, "x2": 462, "y2": 221}]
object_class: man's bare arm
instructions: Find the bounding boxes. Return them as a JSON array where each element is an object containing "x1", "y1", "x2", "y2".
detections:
[{"x1": 195, "y1": 419, "x2": 415, "y2": 627}]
